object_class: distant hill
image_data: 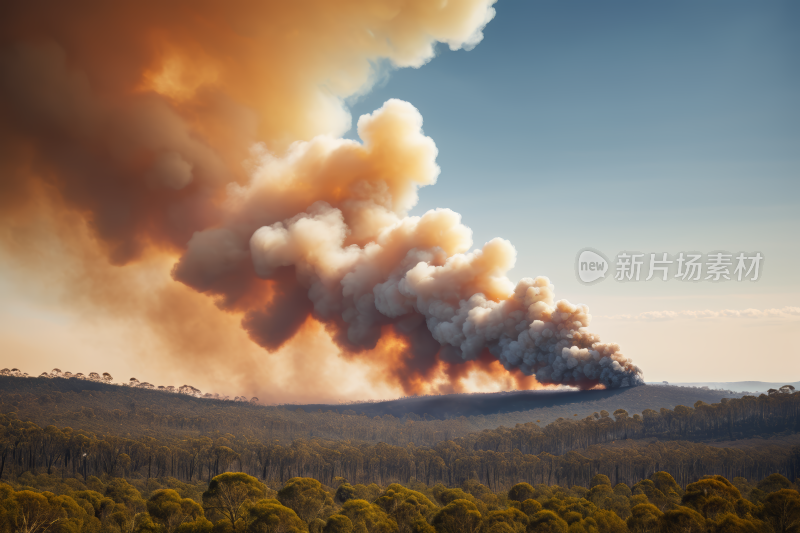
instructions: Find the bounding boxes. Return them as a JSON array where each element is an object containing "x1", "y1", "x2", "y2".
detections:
[
  {"x1": 281, "y1": 383, "x2": 752, "y2": 423},
  {"x1": 1, "y1": 376, "x2": 797, "y2": 496},
  {"x1": 652, "y1": 381, "x2": 800, "y2": 394},
  {"x1": 0, "y1": 376, "x2": 759, "y2": 443}
]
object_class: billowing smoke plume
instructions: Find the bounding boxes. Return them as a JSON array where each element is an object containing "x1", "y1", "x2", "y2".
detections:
[
  {"x1": 0, "y1": 0, "x2": 641, "y2": 396},
  {"x1": 238, "y1": 100, "x2": 642, "y2": 389}
]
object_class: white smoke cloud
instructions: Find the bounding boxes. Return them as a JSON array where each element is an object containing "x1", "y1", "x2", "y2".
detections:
[{"x1": 246, "y1": 103, "x2": 643, "y2": 389}]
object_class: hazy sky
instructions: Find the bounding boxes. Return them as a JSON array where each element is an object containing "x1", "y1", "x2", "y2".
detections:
[{"x1": 0, "y1": 0, "x2": 797, "y2": 396}]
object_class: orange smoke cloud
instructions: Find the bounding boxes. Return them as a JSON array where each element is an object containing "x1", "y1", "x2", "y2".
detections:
[
  {"x1": 0, "y1": 0, "x2": 641, "y2": 400},
  {"x1": 363, "y1": 328, "x2": 546, "y2": 397}
]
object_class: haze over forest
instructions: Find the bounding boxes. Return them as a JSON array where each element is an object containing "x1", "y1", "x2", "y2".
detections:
[
  {"x1": 0, "y1": 1, "x2": 798, "y2": 532},
  {"x1": 0, "y1": 374, "x2": 799, "y2": 532},
  {"x1": 1, "y1": 0, "x2": 797, "y2": 402}
]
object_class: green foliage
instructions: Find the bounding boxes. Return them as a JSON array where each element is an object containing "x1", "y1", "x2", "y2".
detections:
[
  {"x1": 681, "y1": 476, "x2": 741, "y2": 518},
  {"x1": 247, "y1": 498, "x2": 306, "y2": 533},
  {"x1": 148, "y1": 488, "x2": 203, "y2": 532},
  {"x1": 71, "y1": 489, "x2": 114, "y2": 519},
  {"x1": 174, "y1": 516, "x2": 214, "y2": 533},
  {"x1": 482, "y1": 508, "x2": 528, "y2": 533},
  {"x1": 352, "y1": 485, "x2": 382, "y2": 504},
  {"x1": 591, "y1": 509, "x2": 627, "y2": 533},
  {"x1": 517, "y1": 499, "x2": 542, "y2": 518},
  {"x1": 375, "y1": 484, "x2": 436, "y2": 533},
  {"x1": 659, "y1": 506, "x2": 705, "y2": 533},
  {"x1": 325, "y1": 515, "x2": 354, "y2": 533},
  {"x1": 0, "y1": 465, "x2": 795, "y2": 533},
  {"x1": 632, "y1": 474, "x2": 681, "y2": 512},
  {"x1": 709, "y1": 513, "x2": 763, "y2": 533},
  {"x1": 587, "y1": 485, "x2": 613, "y2": 507},
  {"x1": 626, "y1": 503, "x2": 662, "y2": 533},
  {"x1": 2, "y1": 489, "x2": 92, "y2": 533},
  {"x1": 528, "y1": 510, "x2": 568, "y2": 533},
  {"x1": 106, "y1": 478, "x2": 146, "y2": 503},
  {"x1": 431, "y1": 486, "x2": 474, "y2": 507},
  {"x1": 278, "y1": 477, "x2": 334, "y2": 523},
  {"x1": 340, "y1": 499, "x2": 398, "y2": 533},
  {"x1": 203, "y1": 473, "x2": 265, "y2": 532},
  {"x1": 508, "y1": 484, "x2": 536, "y2": 503},
  {"x1": 612, "y1": 485, "x2": 631, "y2": 499},
  {"x1": 431, "y1": 499, "x2": 481, "y2": 533},
  {"x1": 336, "y1": 484, "x2": 357, "y2": 504},
  {"x1": 310, "y1": 518, "x2": 327, "y2": 533},
  {"x1": 649, "y1": 473, "x2": 680, "y2": 498},
  {"x1": 757, "y1": 473, "x2": 793, "y2": 495},
  {"x1": 133, "y1": 512, "x2": 162, "y2": 533},
  {"x1": 760, "y1": 489, "x2": 800, "y2": 533}
]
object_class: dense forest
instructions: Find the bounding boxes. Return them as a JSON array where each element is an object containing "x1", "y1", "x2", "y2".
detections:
[
  {"x1": 0, "y1": 378, "x2": 760, "y2": 448},
  {"x1": 1, "y1": 381, "x2": 798, "y2": 490},
  {"x1": 1, "y1": 410, "x2": 798, "y2": 493},
  {"x1": 0, "y1": 467, "x2": 798, "y2": 532},
  {"x1": 1, "y1": 376, "x2": 798, "y2": 532}
]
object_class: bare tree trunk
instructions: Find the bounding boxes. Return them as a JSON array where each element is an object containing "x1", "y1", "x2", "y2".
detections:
[{"x1": 0, "y1": 448, "x2": 6, "y2": 479}]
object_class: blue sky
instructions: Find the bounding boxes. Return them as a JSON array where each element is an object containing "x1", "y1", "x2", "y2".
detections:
[
  {"x1": 346, "y1": 0, "x2": 799, "y2": 294},
  {"x1": 344, "y1": 0, "x2": 800, "y2": 381}
]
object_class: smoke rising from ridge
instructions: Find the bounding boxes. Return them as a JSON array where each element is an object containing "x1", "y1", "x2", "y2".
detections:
[{"x1": 0, "y1": 0, "x2": 642, "y2": 397}]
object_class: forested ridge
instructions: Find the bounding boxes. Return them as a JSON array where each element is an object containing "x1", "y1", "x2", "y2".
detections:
[
  {"x1": 1, "y1": 378, "x2": 799, "y2": 531},
  {"x1": 1, "y1": 379, "x2": 798, "y2": 491},
  {"x1": 278, "y1": 387, "x2": 752, "y2": 421},
  {"x1": 0, "y1": 378, "x2": 756, "y2": 448},
  {"x1": 1, "y1": 411, "x2": 798, "y2": 493}
]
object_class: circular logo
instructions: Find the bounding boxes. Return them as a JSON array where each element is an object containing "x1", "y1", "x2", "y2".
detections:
[{"x1": 575, "y1": 248, "x2": 610, "y2": 285}]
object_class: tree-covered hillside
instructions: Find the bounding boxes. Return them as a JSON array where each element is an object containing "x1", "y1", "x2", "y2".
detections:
[
  {"x1": 0, "y1": 377, "x2": 799, "y2": 532},
  {"x1": 0, "y1": 377, "x2": 798, "y2": 490},
  {"x1": 0, "y1": 377, "x2": 756, "y2": 446}
]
